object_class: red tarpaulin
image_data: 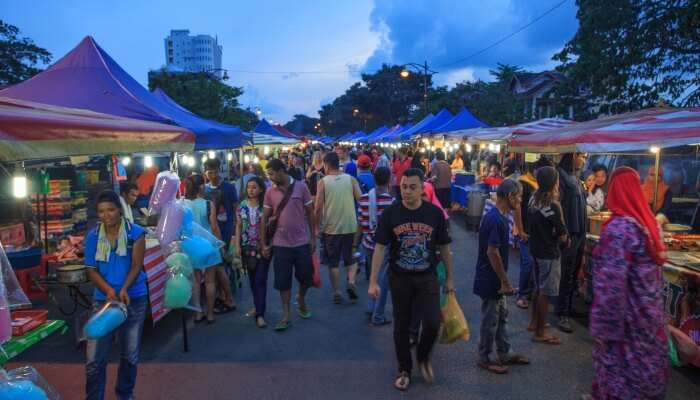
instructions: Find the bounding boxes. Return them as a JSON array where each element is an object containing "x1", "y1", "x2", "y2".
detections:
[
  {"x1": 509, "y1": 108, "x2": 700, "y2": 153},
  {"x1": 0, "y1": 96, "x2": 194, "y2": 162}
]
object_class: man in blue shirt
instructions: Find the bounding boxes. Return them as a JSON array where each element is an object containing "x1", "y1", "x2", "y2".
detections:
[
  {"x1": 204, "y1": 158, "x2": 238, "y2": 313},
  {"x1": 473, "y1": 179, "x2": 530, "y2": 374},
  {"x1": 356, "y1": 155, "x2": 376, "y2": 194}
]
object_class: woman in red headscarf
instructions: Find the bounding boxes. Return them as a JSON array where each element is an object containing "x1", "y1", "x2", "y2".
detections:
[{"x1": 588, "y1": 167, "x2": 667, "y2": 400}]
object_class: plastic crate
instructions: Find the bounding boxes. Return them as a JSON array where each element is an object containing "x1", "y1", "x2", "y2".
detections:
[{"x1": 11, "y1": 309, "x2": 48, "y2": 336}]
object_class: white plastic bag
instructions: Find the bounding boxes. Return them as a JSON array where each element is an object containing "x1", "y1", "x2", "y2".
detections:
[
  {"x1": 0, "y1": 365, "x2": 61, "y2": 399},
  {"x1": 0, "y1": 243, "x2": 31, "y2": 311}
]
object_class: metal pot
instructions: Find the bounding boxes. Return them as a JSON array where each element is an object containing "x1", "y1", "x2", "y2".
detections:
[
  {"x1": 56, "y1": 264, "x2": 87, "y2": 284},
  {"x1": 467, "y1": 191, "x2": 487, "y2": 218}
]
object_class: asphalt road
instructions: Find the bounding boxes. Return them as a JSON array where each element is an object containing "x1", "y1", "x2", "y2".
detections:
[{"x1": 7, "y1": 217, "x2": 700, "y2": 399}]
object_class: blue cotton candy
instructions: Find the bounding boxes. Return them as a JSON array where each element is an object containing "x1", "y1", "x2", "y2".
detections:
[
  {"x1": 164, "y1": 274, "x2": 192, "y2": 309},
  {"x1": 0, "y1": 380, "x2": 48, "y2": 400},
  {"x1": 165, "y1": 252, "x2": 193, "y2": 276},
  {"x1": 181, "y1": 205, "x2": 194, "y2": 237},
  {"x1": 181, "y1": 236, "x2": 217, "y2": 269},
  {"x1": 84, "y1": 305, "x2": 126, "y2": 339}
]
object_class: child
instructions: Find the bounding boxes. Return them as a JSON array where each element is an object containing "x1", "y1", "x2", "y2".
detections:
[
  {"x1": 185, "y1": 174, "x2": 222, "y2": 324},
  {"x1": 473, "y1": 179, "x2": 530, "y2": 374},
  {"x1": 233, "y1": 177, "x2": 270, "y2": 328},
  {"x1": 527, "y1": 166, "x2": 568, "y2": 345}
]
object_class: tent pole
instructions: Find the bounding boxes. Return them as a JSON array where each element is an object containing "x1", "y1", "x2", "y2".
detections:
[{"x1": 653, "y1": 150, "x2": 661, "y2": 212}]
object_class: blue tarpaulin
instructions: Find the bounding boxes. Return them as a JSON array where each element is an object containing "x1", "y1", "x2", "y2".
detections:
[
  {"x1": 359, "y1": 126, "x2": 389, "y2": 143},
  {"x1": 398, "y1": 113, "x2": 435, "y2": 140},
  {"x1": 400, "y1": 109, "x2": 453, "y2": 138}
]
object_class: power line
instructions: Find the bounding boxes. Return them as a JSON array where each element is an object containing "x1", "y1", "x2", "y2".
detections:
[{"x1": 437, "y1": 0, "x2": 570, "y2": 69}]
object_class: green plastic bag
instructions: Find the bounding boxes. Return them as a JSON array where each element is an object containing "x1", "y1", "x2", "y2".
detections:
[
  {"x1": 668, "y1": 336, "x2": 682, "y2": 367},
  {"x1": 440, "y1": 292, "x2": 470, "y2": 344},
  {"x1": 437, "y1": 261, "x2": 447, "y2": 308}
]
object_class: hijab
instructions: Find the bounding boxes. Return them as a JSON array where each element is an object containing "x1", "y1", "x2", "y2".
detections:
[{"x1": 603, "y1": 167, "x2": 666, "y2": 265}]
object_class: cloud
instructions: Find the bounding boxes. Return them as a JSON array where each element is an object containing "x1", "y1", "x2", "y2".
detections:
[
  {"x1": 239, "y1": 84, "x2": 284, "y2": 115},
  {"x1": 362, "y1": 0, "x2": 578, "y2": 74}
]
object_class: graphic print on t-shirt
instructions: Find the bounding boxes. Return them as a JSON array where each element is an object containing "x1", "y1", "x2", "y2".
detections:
[{"x1": 393, "y1": 222, "x2": 434, "y2": 271}]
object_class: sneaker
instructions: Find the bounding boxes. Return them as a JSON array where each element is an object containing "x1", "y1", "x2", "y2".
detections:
[{"x1": 558, "y1": 317, "x2": 574, "y2": 333}]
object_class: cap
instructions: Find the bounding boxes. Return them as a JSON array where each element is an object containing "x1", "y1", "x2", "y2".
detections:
[{"x1": 358, "y1": 155, "x2": 372, "y2": 168}]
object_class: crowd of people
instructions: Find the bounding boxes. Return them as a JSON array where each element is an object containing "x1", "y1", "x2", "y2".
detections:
[{"x1": 83, "y1": 140, "x2": 673, "y2": 399}]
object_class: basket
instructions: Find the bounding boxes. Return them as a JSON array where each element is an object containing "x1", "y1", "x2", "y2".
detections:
[{"x1": 11, "y1": 309, "x2": 49, "y2": 336}]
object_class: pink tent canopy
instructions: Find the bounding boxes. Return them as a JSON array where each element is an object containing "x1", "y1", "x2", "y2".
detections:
[
  {"x1": 509, "y1": 108, "x2": 700, "y2": 153},
  {"x1": 0, "y1": 96, "x2": 194, "y2": 162},
  {"x1": 449, "y1": 117, "x2": 577, "y2": 143}
]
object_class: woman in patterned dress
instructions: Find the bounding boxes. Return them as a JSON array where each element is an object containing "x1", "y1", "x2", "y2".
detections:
[{"x1": 589, "y1": 167, "x2": 668, "y2": 399}]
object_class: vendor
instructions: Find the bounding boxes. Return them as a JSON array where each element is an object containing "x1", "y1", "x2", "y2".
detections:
[
  {"x1": 583, "y1": 170, "x2": 605, "y2": 213},
  {"x1": 482, "y1": 161, "x2": 504, "y2": 187},
  {"x1": 642, "y1": 166, "x2": 672, "y2": 215},
  {"x1": 84, "y1": 190, "x2": 147, "y2": 400},
  {"x1": 451, "y1": 149, "x2": 464, "y2": 172},
  {"x1": 119, "y1": 183, "x2": 141, "y2": 224}
]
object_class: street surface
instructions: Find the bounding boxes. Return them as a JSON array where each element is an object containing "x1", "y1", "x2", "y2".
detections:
[{"x1": 8, "y1": 217, "x2": 700, "y2": 399}]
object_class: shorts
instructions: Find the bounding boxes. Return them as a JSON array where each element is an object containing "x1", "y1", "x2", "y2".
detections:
[
  {"x1": 324, "y1": 233, "x2": 355, "y2": 268},
  {"x1": 533, "y1": 258, "x2": 561, "y2": 297},
  {"x1": 273, "y1": 244, "x2": 313, "y2": 291}
]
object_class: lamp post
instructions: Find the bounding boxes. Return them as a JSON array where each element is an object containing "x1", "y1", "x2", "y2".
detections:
[{"x1": 400, "y1": 61, "x2": 438, "y2": 112}]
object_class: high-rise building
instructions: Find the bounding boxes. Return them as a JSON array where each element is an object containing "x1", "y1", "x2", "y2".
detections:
[{"x1": 164, "y1": 29, "x2": 223, "y2": 78}]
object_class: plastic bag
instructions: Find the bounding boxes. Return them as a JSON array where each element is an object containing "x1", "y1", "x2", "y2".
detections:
[
  {"x1": 439, "y1": 292, "x2": 470, "y2": 344},
  {"x1": 164, "y1": 272, "x2": 192, "y2": 309},
  {"x1": 155, "y1": 201, "x2": 184, "y2": 248},
  {"x1": 180, "y1": 201, "x2": 194, "y2": 238},
  {"x1": 190, "y1": 222, "x2": 224, "y2": 249},
  {"x1": 165, "y1": 252, "x2": 193, "y2": 277},
  {"x1": 83, "y1": 301, "x2": 127, "y2": 340},
  {"x1": 668, "y1": 335, "x2": 682, "y2": 367},
  {"x1": 181, "y1": 236, "x2": 217, "y2": 269},
  {"x1": 0, "y1": 243, "x2": 31, "y2": 311},
  {"x1": 1, "y1": 365, "x2": 61, "y2": 400},
  {"x1": 436, "y1": 261, "x2": 447, "y2": 308},
  {"x1": 148, "y1": 171, "x2": 180, "y2": 215}
]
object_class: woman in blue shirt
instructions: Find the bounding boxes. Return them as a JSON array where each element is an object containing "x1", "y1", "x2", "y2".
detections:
[{"x1": 84, "y1": 190, "x2": 147, "y2": 400}]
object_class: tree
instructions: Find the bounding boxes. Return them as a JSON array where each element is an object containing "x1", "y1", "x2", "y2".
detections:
[
  {"x1": 148, "y1": 69, "x2": 258, "y2": 130},
  {"x1": 555, "y1": 0, "x2": 700, "y2": 112},
  {"x1": 0, "y1": 20, "x2": 52, "y2": 86},
  {"x1": 284, "y1": 114, "x2": 320, "y2": 136},
  {"x1": 318, "y1": 64, "x2": 427, "y2": 136}
]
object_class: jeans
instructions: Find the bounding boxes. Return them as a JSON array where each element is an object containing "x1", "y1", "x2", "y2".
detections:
[
  {"x1": 556, "y1": 232, "x2": 586, "y2": 317},
  {"x1": 365, "y1": 248, "x2": 390, "y2": 324},
  {"x1": 243, "y1": 255, "x2": 270, "y2": 317},
  {"x1": 86, "y1": 296, "x2": 148, "y2": 400},
  {"x1": 478, "y1": 295, "x2": 512, "y2": 363},
  {"x1": 517, "y1": 240, "x2": 534, "y2": 299},
  {"x1": 389, "y1": 270, "x2": 441, "y2": 374}
]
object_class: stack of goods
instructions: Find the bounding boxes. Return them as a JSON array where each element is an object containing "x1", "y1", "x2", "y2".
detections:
[
  {"x1": 71, "y1": 190, "x2": 88, "y2": 234},
  {"x1": 31, "y1": 180, "x2": 73, "y2": 240}
]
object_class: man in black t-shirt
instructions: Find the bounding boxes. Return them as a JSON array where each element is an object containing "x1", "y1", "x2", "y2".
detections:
[{"x1": 369, "y1": 168, "x2": 454, "y2": 391}]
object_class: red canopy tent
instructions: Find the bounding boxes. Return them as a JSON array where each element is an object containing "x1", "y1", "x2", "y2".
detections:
[
  {"x1": 0, "y1": 96, "x2": 194, "y2": 162},
  {"x1": 509, "y1": 108, "x2": 700, "y2": 153}
]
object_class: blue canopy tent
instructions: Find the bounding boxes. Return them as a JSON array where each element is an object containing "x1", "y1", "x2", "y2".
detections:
[
  {"x1": 426, "y1": 107, "x2": 488, "y2": 136},
  {"x1": 254, "y1": 119, "x2": 289, "y2": 138},
  {"x1": 400, "y1": 109, "x2": 453, "y2": 139},
  {"x1": 374, "y1": 125, "x2": 404, "y2": 142},
  {"x1": 151, "y1": 88, "x2": 245, "y2": 150},
  {"x1": 383, "y1": 124, "x2": 413, "y2": 142},
  {"x1": 359, "y1": 126, "x2": 389, "y2": 143},
  {"x1": 398, "y1": 114, "x2": 434, "y2": 141}
]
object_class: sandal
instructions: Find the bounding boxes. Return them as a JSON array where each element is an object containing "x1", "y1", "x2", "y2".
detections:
[
  {"x1": 297, "y1": 306, "x2": 312, "y2": 319},
  {"x1": 500, "y1": 354, "x2": 530, "y2": 365},
  {"x1": 393, "y1": 371, "x2": 410, "y2": 391},
  {"x1": 478, "y1": 361, "x2": 508, "y2": 374},
  {"x1": 245, "y1": 308, "x2": 256, "y2": 318},
  {"x1": 516, "y1": 298, "x2": 529, "y2": 309},
  {"x1": 274, "y1": 320, "x2": 291, "y2": 332},
  {"x1": 418, "y1": 361, "x2": 435, "y2": 384},
  {"x1": 214, "y1": 303, "x2": 237, "y2": 315},
  {"x1": 333, "y1": 293, "x2": 342, "y2": 304},
  {"x1": 194, "y1": 313, "x2": 206, "y2": 324},
  {"x1": 532, "y1": 336, "x2": 562, "y2": 345},
  {"x1": 256, "y1": 316, "x2": 267, "y2": 329},
  {"x1": 347, "y1": 284, "x2": 358, "y2": 303}
]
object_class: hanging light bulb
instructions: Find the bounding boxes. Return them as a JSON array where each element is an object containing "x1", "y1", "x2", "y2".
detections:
[
  {"x1": 13, "y1": 172, "x2": 27, "y2": 198},
  {"x1": 253, "y1": 156, "x2": 260, "y2": 163},
  {"x1": 144, "y1": 155, "x2": 153, "y2": 168},
  {"x1": 466, "y1": 144, "x2": 473, "y2": 152},
  {"x1": 208, "y1": 150, "x2": 216, "y2": 159},
  {"x1": 121, "y1": 156, "x2": 131, "y2": 167},
  {"x1": 202, "y1": 155, "x2": 208, "y2": 163},
  {"x1": 244, "y1": 154, "x2": 251, "y2": 163},
  {"x1": 188, "y1": 156, "x2": 196, "y2": 167},
  {"x1": 227, "y1": 152, "x2": 233, "y2": 161},
  {"x1": 264, "y1": 146, "x2": 270, "y2": 155}
]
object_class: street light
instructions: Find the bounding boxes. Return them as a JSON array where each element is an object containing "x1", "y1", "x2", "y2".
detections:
[
  {"x1": 205, "y1": 68, "x2": 229, "y2": 80},
  {"x1": 399, "y1": 61, "x2": 438, "y2": 112}
]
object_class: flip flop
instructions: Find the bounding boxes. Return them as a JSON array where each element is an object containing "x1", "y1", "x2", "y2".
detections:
[
  {"x1": 274, "y1": 320, "x2": 291, "y2": 331},
  {"x1": 500, "y1": 355, "x2": 530, "y2": 365},
  {"x1": 393, "y1": 371, "x2": 410, "y2": 391},
  {"x1": 532, "y1": 336, "x2": 562, "y2": 345},
  {"x1": 347, "y1": 285, "x2": 359, "y2": 303},
  {"x1": 214, "y1": 304, "x2": 237, "y2": 315},
  {"x1": 478, "y1": 361, "x2": 508, "y2": 374},
  {"x1": 297, "y1": 307, "x2": 312, "y2": 319},
  {"x1": 516, "y1": 299, "x2": 529, "y2": 309},
  {"x1": 333, "y1": 293, "x2": 342, "y2": 304}
]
